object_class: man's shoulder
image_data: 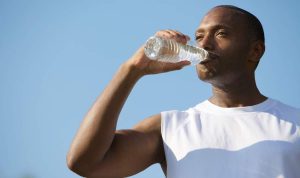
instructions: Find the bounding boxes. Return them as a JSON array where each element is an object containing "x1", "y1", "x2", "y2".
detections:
[
  {"x1": 270, "y1": 98, "x2": 300, "y2": 113},
  {"x1": 268, "y1": 98, "x2": 300, "y2": 123},
  {"x1": 161, "y1": 103, "x2": 203, "y2": 120},
  {"x1": 160, "y1": 102, "x2": 206, "y2": 132}
]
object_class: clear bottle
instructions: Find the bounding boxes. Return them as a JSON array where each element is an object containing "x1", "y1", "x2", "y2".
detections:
[{"x1": 144, "y1": 36, "x2": 208, "y2": 65}]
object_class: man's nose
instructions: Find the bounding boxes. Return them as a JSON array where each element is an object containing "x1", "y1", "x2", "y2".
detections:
[{"x1": 198, "y1": 35, "x2": 214, "y2": 51}]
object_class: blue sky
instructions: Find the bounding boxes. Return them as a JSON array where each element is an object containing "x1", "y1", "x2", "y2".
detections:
[{"x1": 1, "y1": 0, "x2": 300, "y2": 178}]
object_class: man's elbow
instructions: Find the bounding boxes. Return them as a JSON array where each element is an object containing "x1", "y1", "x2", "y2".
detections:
[{"x1": 66, "y1": 153, "x2": 93, "y2": 177}]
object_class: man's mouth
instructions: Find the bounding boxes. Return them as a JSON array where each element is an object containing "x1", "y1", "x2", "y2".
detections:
[{"x1": 200, "y1": 52, "x2": 219, "y2": 64}]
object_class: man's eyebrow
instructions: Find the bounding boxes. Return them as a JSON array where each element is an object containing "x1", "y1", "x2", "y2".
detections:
[{"x1": 195, "y1": 24, "x2": 232, "y2": 35}]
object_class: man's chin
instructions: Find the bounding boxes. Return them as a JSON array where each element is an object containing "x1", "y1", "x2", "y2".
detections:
[{"x1": 197, "y1": 70, "x2": 216, "y2": 81}]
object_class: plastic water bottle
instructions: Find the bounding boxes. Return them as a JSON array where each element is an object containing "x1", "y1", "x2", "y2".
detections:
[{"x1": 144, "y1": 36, "x2": 208, "y2": 65}]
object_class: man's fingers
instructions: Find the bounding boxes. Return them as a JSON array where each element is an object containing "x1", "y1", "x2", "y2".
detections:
[
  {"x1": 166, "y1": 29, "x2": 190, "y2": 42},
  {"x1": 155, "y1": 30, "x2": 190, "y2": 44}
]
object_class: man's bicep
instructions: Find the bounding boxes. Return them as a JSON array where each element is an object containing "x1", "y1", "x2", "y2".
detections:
[{"x1": 88, "y1": 114, "x2": 164, "y2": 178}]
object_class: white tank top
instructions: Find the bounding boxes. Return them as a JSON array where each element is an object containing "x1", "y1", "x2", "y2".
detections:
[{"x1": 161, "y1": 98, "x2": 300, "y2": 178}]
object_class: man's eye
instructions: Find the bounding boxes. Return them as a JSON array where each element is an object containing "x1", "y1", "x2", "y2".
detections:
[
  {"x1": 195, "y1": 35, "x2": 204, "y2": 41},
  {"x1": 217, "y1": 31, "x2": 227, "y2": 37}
]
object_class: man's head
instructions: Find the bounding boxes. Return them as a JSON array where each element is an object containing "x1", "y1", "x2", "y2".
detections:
[{"x1": 195, "y1": 5, "x2": 265, "y2": 86}]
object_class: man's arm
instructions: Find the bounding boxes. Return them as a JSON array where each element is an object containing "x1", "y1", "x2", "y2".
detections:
[
  {"x1": 83, "y1": 114, "x2": 164, "y2": 178},
  {"x1": 66, "y1": 30, "x2": 190, "y2": 177}
]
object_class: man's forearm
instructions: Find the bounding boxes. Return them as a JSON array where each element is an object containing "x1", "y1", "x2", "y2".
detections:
[
  {"x1": 67, "y1": 61, "x2": 143, "y2": 174},
  {"x1": 67, "y1": 33, "x2": 191, "y2": 176}
]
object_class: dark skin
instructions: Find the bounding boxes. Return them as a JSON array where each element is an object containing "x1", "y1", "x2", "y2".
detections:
[
  {"x1": 67, "y1": 7, "x2": 266, "y2": 178},
  {"x1": 195, "y1": 7, "x2": 266, "y2": 107}
]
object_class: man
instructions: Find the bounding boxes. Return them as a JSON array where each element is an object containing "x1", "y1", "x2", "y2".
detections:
[{"x1": 67, "y1": 5, "x2": 300, "y2": 178}]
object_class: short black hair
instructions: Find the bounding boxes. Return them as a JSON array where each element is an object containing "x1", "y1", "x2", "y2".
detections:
[{"x1": 214, "y1": 5, "x2": 265, "y2": 43}]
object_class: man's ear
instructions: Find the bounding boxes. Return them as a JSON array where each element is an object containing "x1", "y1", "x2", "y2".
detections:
[{"x1": 248, "y1": 40, "x2": 265, "y2": 63}]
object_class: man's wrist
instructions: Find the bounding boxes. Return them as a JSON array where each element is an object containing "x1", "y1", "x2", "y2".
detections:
[{"x1": 121, "y1": 60, "x2": 145, "y2": 81}]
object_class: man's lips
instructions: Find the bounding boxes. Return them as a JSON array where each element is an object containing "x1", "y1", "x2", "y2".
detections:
[
  {"x1": 198, "y1": 52, "x2": 219, "y2": 73},
  {"x1": 200, "y1": 52, "x2": 219, "y2": 64}
]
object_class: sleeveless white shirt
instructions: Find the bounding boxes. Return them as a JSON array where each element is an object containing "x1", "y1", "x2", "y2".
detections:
[{"x1": 161, "y1": 98, "x2": 300, "y2": 178}]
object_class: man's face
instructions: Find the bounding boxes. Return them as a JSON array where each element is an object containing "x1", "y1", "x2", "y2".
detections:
[{"x1": 195, "y1": 7, "x2": 252, "y2": 85}]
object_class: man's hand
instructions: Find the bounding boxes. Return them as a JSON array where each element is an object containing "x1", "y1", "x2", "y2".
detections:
[{"x1": 127, "y1": 30, "x2": 191, "y2": 76}]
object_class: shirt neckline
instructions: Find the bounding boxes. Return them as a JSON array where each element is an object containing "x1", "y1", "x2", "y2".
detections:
[{"x1": 196, "y1": 98, "x2": 276, "y2": 114}]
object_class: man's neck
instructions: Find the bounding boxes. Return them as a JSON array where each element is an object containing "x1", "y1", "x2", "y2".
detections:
[{"x1": 209, "y1": 75, "x2": 267, "y2": 108}]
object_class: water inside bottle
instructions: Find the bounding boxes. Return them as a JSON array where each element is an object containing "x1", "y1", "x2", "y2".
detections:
[
  {"x1": 144, "y1": 36, "x2": 208, "y2": 65},
  {"x1": 179, "y1": 44, "x2": 208, "y2": 65},
  {"x1": 160, "y1": 39, "x2": 180, "y2": 62}
]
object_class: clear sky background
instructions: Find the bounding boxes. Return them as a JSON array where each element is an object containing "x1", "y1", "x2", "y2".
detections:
[{"x1": 1, "y1": 0, "x2": 300, "y2": 178}]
